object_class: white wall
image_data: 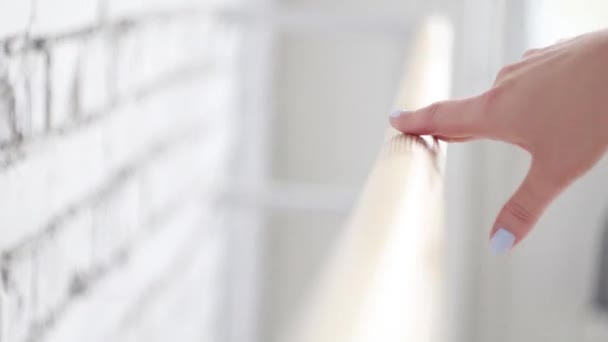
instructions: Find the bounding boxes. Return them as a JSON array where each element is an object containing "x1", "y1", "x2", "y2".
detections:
[
  {"x1": 482, "y1": 2, "x2": 608, "y2": 341},
  {"x1": 447, "y1": 1, "x2": 608, "y2": 342},
  {"x1": 0, "y1": 1, "x2": 238, "y2": 341}
]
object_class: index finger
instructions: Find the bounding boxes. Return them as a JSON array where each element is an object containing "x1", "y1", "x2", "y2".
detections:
[{"x1": 389, "y1": 95, "x2": 487, "y2": 138}]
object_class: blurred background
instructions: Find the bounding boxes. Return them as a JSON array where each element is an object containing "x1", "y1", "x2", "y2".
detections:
[{"x1": 0, "y1": 0, "x2": 607, "y2": 342}]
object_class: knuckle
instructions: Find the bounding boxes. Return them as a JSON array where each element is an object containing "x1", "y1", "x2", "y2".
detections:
[
  {"x1": 480, "y1": 85, "x2": 507, "y2": 116},
  {"x1": 503, "y1": 200, "x2": 534, "y2": 226},
  {"x1": 474, "y1": 85, "x2": 516, "y2": 139},
  {"x1": 426, "y1": 102, "x2": 442, "y2": 127},
  {"x1": 522, "y1": 48, "x2": 539, "y2": 58},
  {"x1": 427, "y1": 102, "x2": 442, "y2": 116},
  {"x1": 495, "y1": 67, "x2": 510, "y2": 81},
  {"x1": 495, "y1": 63, "x2": 519, "y2": 82}
]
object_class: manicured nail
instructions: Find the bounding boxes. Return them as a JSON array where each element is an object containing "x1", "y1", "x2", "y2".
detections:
[
  {"x1": 390, "y1": 110, "x2": 403, "y2": 118},
  {"x1": 490, "y1": 228, "x2": 515, "y2": 254}
]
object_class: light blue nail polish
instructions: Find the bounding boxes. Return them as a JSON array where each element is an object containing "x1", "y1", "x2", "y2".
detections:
[
  {"x1": 390, "y1": 110, "x2": 403, "y2": 118},
  {"x1": 490, "y1": 228, "x2": 515, "y2": 254}
]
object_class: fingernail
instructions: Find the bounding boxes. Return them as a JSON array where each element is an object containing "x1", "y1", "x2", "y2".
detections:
[
  {"x1": 490, "y1": 228, "x2": 515, "y2": 254},
  {"x1": 390, "y1": 110, "x2": 403, "y2": 118}
]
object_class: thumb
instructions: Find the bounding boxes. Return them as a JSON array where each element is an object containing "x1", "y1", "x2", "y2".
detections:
[{"x1": 489, "y1": 162, "x2": 561, "y2": 253}]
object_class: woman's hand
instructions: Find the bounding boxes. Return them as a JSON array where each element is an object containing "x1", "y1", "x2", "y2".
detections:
[{"x1": 390, "y1": 29, "x2": 608, "y2": 253}]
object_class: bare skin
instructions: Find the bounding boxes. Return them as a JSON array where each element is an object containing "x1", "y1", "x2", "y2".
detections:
[{"x1": 390, "y1": 29, "x2": 608, "y2": 252}]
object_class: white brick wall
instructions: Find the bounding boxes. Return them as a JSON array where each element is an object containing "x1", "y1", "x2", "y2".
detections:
[{"x1": 0, "y1": 1, "x2": 237, "y2": 341}]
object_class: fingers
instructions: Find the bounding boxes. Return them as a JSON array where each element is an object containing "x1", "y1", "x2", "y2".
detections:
[
  {"x1": 389, "y1": 96, "x2": 487, "y2": 138},
  {"x1": 489, "y1": 162, "x2": 561, "y2": 253}
]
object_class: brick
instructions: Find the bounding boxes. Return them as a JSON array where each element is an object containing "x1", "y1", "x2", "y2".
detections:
[
  {"x1": 2, "y1": 250, "x2": 36, "y2": 342},
  {"x1": 0, "y1": 153, "x2": 53, "y2": 250},
  {"x1": 22, "y1": 125, "x2": 224, "y2": 332},
  {"x1": 114, "y1": 24, "x2": 178, "y2": 95},
  {"x1": 113, "y1": 26, "x2": 146, "y2": 94},
  {"x1": 27, "y1": 51, "x2": 50, "y2": 136},
  {"x1": 0, "y1": 53, "x2": 13, "y2": 143},
  {"x1": 0, "y1": 282, "x2": 7, "y2": 341},
  {"x1": 34, "y1": 209, "x2": 94, "y2": 321},
  {"x1": 80, "y1": 34, "x2": 112, "y2": 115},
  {"x1": 140, "y1": 131, "x2": 228, "y2": 213},
  {"x1": 0, "y1": 96, "x2": 14, "y2": 144},
  {"x1": 0, "y1": 72, "x2": 225, "y2": 250},
  {"x1": 0, "y1": 5, "x2": 237, "y2": 340},
  {"x1": 40, "y1": 204, "x2": 210, "y2": 342},
  {"x1": 0, "y1": 124, "x2": 102, "y2": 251},
  {"x1": 114, "y1": 19, "x2": 219, "y2": 96},
  {"x1": 91, "y1": 179, "x2": 141, "y2": 265},
  {"x1": 0, "y1": 50, "x2": 49, "y2": 142},
  {"x1": 31, "y1": 0, "x2": 100, "y2": 36},
  {"x1": 0, "y1": 54, "x2": 20, "y2": 144},
  {"x1": 31, "y1": 127, "x2": 225, "y2": 334},
  {"x1": 114, "y1": 225, "x2": 225, "y2": 342},
  {"x1": 13, "y1": 51, "x2": 49, "y2": 139},
  {"x1": 0, "y1": 0, "x2": 32, "y2": 39},
  {"x1": 48, "y1": 40, "x2": 81, "y2": 129},
  {"x1": 9, "y1": 57, "x2": 29, "y2": 140},
  {"x1": 101, "y1": 79, "x2": 209, "y2": 171}
]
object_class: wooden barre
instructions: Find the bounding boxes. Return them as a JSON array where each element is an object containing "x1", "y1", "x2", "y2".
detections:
[{"x1": 282, "y1": 16, "x2": 451, "y2": 342}]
